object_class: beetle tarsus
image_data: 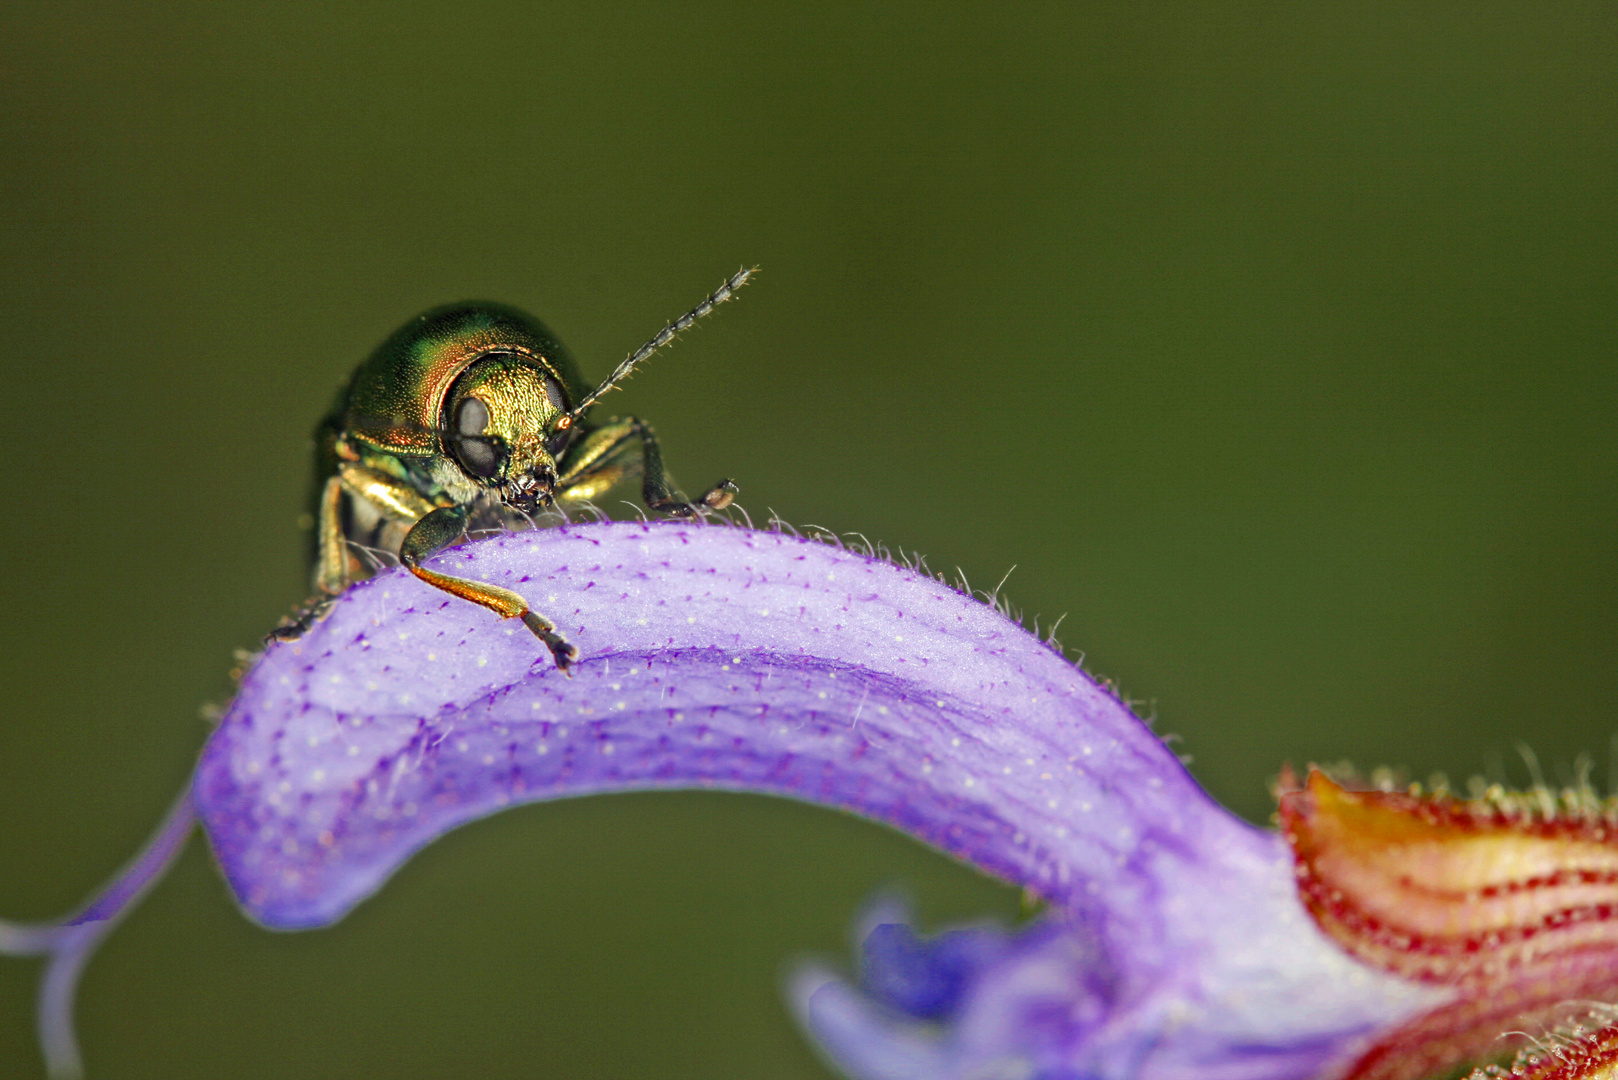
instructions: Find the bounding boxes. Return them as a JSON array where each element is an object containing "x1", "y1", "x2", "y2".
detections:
[
  {"x1": 701, "y1": 478, "x2": 739, "y2": 511},
  {"x1": 649, "y1": 478, "x2": 739, "y2": 519},
  {"x1": 266, "y1": 595, "x2": 336, "y2": 643},
  {"x1": 522, "y1": 611, "x2": 578, "y2": 674}
]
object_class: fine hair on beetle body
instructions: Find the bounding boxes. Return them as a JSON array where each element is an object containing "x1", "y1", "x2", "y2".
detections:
[{"x1": 273, "y1": 268, "x2": 756, "y2": 672}]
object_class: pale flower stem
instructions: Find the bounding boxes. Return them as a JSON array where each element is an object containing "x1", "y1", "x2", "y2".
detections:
[{"x1": 0, "y1": 785, "x2": 196, "y2": 1078}]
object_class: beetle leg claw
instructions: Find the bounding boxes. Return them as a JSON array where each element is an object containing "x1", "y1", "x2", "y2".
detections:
[
  {"x1": 522, "y1": 611, "x2": 578, "y2": 675},
  {"x1": 266, "y1": 595, "x2": 336, "y2": 643},
  {"x1": 701, "y1": 478, "x2": 739, "y2": 511}
]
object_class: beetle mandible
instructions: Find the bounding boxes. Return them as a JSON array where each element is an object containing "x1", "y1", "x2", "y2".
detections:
[{"x1": 285, "y1": 268, "x2": 752, "y2": 671}]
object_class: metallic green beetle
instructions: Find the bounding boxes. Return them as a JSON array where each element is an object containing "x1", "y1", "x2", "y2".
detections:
[{"x1": 287, "y1": 269, "x2": 751, "y2": 670}]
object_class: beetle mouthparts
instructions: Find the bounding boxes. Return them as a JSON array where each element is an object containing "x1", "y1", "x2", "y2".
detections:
[{"x1": 504, "y1": 470, "x2": 555, "y2": 512}]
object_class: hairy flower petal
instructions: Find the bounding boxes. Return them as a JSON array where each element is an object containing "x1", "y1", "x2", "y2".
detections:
[
  {"x1": 203, "y1": 521, "x2": 1241, "y2": 930},
  {"x1": 193, "y1": 523, "x2": 1432, "y2": 1077},
  {"x1": 7, "y1": 523, "x2": 1436, "y2": 1079}
]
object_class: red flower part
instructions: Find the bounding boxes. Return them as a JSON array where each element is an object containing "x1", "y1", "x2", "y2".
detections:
[{"x1": 1282, "y1": 768, "x2": 1618, "y2": 1080}]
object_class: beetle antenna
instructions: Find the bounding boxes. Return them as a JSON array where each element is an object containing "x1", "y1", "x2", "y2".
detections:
[{"x1": 567, "y1": 266, "x2": 756, "y2": 419}]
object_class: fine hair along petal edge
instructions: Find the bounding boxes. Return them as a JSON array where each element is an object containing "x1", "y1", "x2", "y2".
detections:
[{"x1": 3, "y1": 521, "x2": 1434, "y2": 1079}]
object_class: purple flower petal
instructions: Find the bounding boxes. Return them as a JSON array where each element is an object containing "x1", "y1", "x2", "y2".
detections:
[
  {"x1": 203, "y1": 519, "x2": 1232, "y2": 928},
  {"x1": 860, "y1": 911, "x2": 1014, "y2": 1021},
  {"x1": 6, "y1": 521, "x2": 1438, "y2": 1078},
  {"x1": 195, "y1": 521, "x2": 1436, "y2": 1076}
]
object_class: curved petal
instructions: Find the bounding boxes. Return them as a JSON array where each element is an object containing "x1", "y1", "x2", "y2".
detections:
[
  {"x1": 203, "y1": 521, "x2": 1239, "y2": 928},
  {"x1": 193, "y1": 521, "x2": 1436, "y2": 1078}
]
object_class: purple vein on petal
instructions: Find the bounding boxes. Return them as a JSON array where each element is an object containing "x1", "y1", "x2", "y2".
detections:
[
  {"x1": 194, "y1": 521, "x2": 1436, "y2": 1076},
  {"x1": 200, "y1": 520, "x2": 1236, "y2": 927}
]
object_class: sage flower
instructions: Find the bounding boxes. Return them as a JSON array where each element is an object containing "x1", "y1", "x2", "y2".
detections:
[{"x1": 3, "y1": 521, "x2": 1445, "y2": 1078}]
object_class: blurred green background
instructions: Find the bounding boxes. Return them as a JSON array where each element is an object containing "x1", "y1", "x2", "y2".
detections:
[{"x1": 0, "y1": 2, "x2": 1614, "y2": 1077}]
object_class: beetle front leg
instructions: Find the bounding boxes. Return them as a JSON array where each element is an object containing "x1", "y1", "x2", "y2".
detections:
[
  {"x1": 627, "y1": 417, "x2": 738, "y2": 514},
  {"x1": 556, "y1": 415, "x2": 736, "y2": 516},
  {"x1": 268, "y1": 473, "x2": 366, "y2": 642},
  {"x1": 400, "y1": 505, "x2": 578, "y2": 671},
  {"x1": 314, "y1": 475, "x2": 352, "y2": 596}
]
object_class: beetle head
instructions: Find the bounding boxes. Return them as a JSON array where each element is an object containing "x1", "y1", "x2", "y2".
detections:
[{"x1": 442, "y1": 352, "x2": 569, "y2": 512}]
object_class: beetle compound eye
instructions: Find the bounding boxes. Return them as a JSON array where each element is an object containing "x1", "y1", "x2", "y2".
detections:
[
  {"x1": 542, "y1": 376, "x2": 567, "y2": 413},
  {"x1": 456, "y1": 396, "x2": 489, "y2": 436},
  {"x1": 449, "y1": 396, "x2": 505, "y2": 479},
  {"x1": 455, "y1": 435, "x2": 503, "y2": 478}
]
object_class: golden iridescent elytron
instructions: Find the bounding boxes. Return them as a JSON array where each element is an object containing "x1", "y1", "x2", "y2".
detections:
[{"x1": 286, "y1": 269, "x2": 752, "y2": 670}]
